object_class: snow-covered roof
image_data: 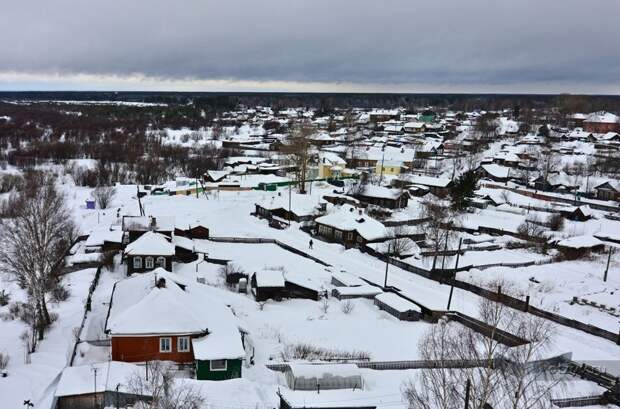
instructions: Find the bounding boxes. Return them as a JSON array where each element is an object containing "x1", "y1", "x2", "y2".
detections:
[
  {"x1": 85, "y1": 228, "x2": 123, "y2": 247},
  {"x1": 557, "y1": 235, "x2": 603, "y2": 249},
  {"x1": 375, "y1": 292, "x2": 421, "y2": 313},
  {"x1": 480, "y1": 164, "x2": 511, "y2": 179},
  {"x1": 287, "y1": 363, "x2": 361, "y2": 380},
  {"x1": 406, "y1": 175, "x2": 452, "y2": 188},
  {"x1": 584, "y1": 111, "x2": 619, "y2": 124},
  {"x1": 315, "y1": 205, "x2": 388, "y2": 241},
  {"x1": 55, "y1": 361, "x2": 143, "y2": 397},
  {"x1": 333, "y1": 285, "x2": 382, "y2": 297},
  {"x1": 357, "y1": 185, "x2": 405, "y2": 200},
  {"x1": 331, "y1": 271, "x2": 366, "y2": 287},
  {"x1": 253, "y1": 269, "x2": 285, "y2": 288},
  {"x1": 124, "y1": 231, "x2": 175, "y2": 256},
  {"x1": 255, "y1": 192, "x2": 322, "y2": 217},
  {"x1": 191, "y1": 330, "x2": 245, "y2": 361},
  {"x1": 123, "y1": 216, "x2": 175, "y2": 232}
]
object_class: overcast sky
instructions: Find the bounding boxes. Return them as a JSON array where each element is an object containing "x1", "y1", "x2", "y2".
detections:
[{"x1": 1, "y1": 0, "x2": 619, "y2": 93}]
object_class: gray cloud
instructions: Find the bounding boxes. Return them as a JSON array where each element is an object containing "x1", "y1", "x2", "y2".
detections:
[{"x1": 1, "y1": 0, "x2": 619, "y2": 92}]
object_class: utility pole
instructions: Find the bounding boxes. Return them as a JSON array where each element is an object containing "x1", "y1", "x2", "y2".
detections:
[
  {"x1": 288, "y1": 183, "x2": 292, "y2": 227},
  {"x1": 464, "y1": 378, "x2": 471, "y2": 409},
  {"x1": 379, "y1": 145, "x2": 386, "y2": 185},
  {"x1": 92, "y1": 366, "x2": 98, "y2": 409},
  {"x1": 384, "y1": 241, "x2": 391, "y2": 288},
  {"x1": 604, "y1": 247, "x2": 614, "y2": 282},
  {"x1": 447, "y1": 238, "x2": 462, "y2": 310}
]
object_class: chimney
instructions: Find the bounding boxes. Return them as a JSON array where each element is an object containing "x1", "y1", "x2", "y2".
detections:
[
  {"x1": 150, "y1": 217, "x2": 157, "y2": 230},
  {"x1": 156, "y1": 277, "x2": 166, "y2": 288},
  {"x1": 358, "y1": 209, "x2": 363, "y2": 215}
]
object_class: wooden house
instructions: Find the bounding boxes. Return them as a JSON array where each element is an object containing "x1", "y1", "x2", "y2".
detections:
[
  {"x1": 174, "y1": 222, "x2": 210, "y2": 240},
  {"x1": 105, "y1": 270, "x2": 245, "y2": 381},
  {"x1": 559, "y1": 205, "x2": 593, "y2": 222},
  {"x1": 124, "y1": 231, "x2": 175, "y2": 274},
  {"x1": 557, "y1": 236, "x2": 605, "y2": 260},
  {"x1": 353, "y1": 185, "x2": 409, "y2": 209},
  {"x1": 122, "y1": 216, "x2": 175, "y2": 243},
  {"x1": 405, "y1": 175, "x2": 453, "y2": 197},
  {"x1": 593, "y1": 181, "x2": 620, "y2": 201},
  {"x1": 314, "y1": 205, "x2": 389, "y2": 247}
]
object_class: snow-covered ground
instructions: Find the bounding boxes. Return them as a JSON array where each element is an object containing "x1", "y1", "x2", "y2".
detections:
[{"x1": 2, "y1": 178, "x2": 620, "y2": 408}]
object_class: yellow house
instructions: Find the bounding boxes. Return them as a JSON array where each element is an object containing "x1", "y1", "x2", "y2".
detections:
[
  {"x1": 375, "y1": 160, "x2": 403, "y2": 176},
  {"x1": 318, "y1": 152, "x2": 347, "y2": 179}
]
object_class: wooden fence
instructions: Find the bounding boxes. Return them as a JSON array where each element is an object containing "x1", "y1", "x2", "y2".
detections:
[
  {"x1": 550, "y1": 395, "x2": 604, "y2": 407},
  {"x1": 69, "y1": 265, "x2": 103, "y2": 366},
  {"x1": 361, "y1": 243, "x2": 620, "y2": 345}
]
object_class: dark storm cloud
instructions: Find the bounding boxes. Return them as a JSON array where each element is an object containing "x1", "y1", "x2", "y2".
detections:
[{"x1": 1, "y1": 0, "x2": 619, "y2": 91}]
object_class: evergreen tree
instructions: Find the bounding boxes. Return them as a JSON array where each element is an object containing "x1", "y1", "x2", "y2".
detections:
[{"x1": 450, "y1": 170, "x2": 478, "y2": 210}]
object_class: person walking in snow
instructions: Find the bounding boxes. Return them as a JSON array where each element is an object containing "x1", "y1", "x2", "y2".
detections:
[{"x1": 309, "y1": 239, "x2": 314, "y2": 249}]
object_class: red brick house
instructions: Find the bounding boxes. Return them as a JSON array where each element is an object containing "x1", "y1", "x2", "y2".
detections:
[{"x1": 583, "y1": 112, "x2": 620, "y2": 133}]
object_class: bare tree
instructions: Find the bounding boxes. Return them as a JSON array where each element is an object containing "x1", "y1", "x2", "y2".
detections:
[
  {"x1": 0, "y1": 173, "x2": 77, "y2": 341},
  {"x1": 127, "y1": 361, "x2": 205, "y2": 409},
  {"x1": 383, "y1": 225, "x2": 416, "y2": 258},
  {"x1": 498, "y1": 315, "x2": 559, "y2": 409},
  {"x1": 403, "y1": 296, "x2": 560, "y2": 409},
  {"x1": 282, "y1": 121, "x2": 314, "y2": 194},
  {"x1": 91, "y1": 185, "x2": 116, "y2": 209},
  {"x1": 401, "y1": 318, "x2": 462, "y2": 409},
  {"x1": 421, "y1": 199, "x2": 456, "y2": 270}
]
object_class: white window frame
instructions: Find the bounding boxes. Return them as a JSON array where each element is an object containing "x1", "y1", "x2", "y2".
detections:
[
  {"x1": 177, "y1": 336, "x2": 190, "y2": 353},
  {"x1": 209, "y1": 359, "x2": 227, "y2": 371},
  {"x1": 133, "y1": 256, "x2": 142, "y2": 269},
  {"x1": 156, "y1": 256, "x2": 166, "y2": 269},
  {"x1": 145, "y1": 256, "x2": 154, "y2": 269},
  {"x1": 159, "y1": 337, "x2": 172, "y2": 353}
]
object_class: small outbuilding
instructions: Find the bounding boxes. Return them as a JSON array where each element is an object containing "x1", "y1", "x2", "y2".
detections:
[
  {"x1": 374, "y1": 292, "x2": 422, "y2": 321},
  {"x1": 251, "y1": 269, "x2": 287, "y2": 301},
  {"x1": 557, "y1": 235, "x2": 605, "y2": 259},
  {"x1": 285, "y1": 364, "x2": 363, "y2": 391},
  {"x1": 54, "y1": 361, "x2": 151, "y2": 409}
]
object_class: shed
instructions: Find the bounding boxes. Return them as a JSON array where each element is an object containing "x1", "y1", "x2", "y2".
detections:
[
  {"x1": 55, "y1": 361, "x2": 151, "y2": 409},
  {"x1": 285, "y1": 364, "x2": 363, "y2": 391},
  {"x1": 332, "y1": 285, "x2": 382, "y2": 300},
  {"x1": 284, "y1": 272, "x2": 322, "y2": 301},
  {"x1": 557, "y1": 235, "x2": 605, "y2": 259},
  {"x1": 374, "y1": 293, "x2": 422, "y2": 321},
  {"x1": 331, "y1": 272, "x2": 366, "y2": 287},
  {"x1": 251, "y1": 269, "x2": 287, "y2": 301}
]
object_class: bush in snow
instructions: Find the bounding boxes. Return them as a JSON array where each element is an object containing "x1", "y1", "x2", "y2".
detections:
[
  {"x1": 320, "y1": 298, "x2": 330, "y2": 314},
  {"x1": 547, "y1": 213, "x2": 565, "y2": 232},
  {"x1": 341, "y1": 299, "x2": 355, "y2": 314},
  {"x1": 91, "y1": 185, "x2": 116, "y2": 209},
  {"x1": 99, "y1": 250, "x2": 116, "y2": 271},
  {"x1": 0, "y1": 352, "x2": 9, "y2": 371},
  {"x1": 280, "y1": 343, "x2": 370, "y2": 362},
  {"x1": 50, "y1": 283, "x2": 71, "y2": 303},
  {"x1": 0, "y1": 289, "x2": 10, "y2": 307}
]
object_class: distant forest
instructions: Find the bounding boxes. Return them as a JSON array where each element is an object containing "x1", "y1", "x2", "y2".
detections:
[{"x1": 2, "y1": 91, "x2": 620, "y2": 113}]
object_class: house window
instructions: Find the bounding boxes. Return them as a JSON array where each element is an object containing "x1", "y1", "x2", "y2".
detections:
[
  {"x1": 347, "y1": 232, "x2": 354, "y2": 241},
  {"x1": 178, "y1": 336, "x2": 190, "y2": 352},
  {"x1": 334, "y1": 230, "x2": 343, "y2": 240},
  {"x1": 210, "y1": 359, "x2": 227, "y2": 371},
  {"x1": 159, "y1": 337, "x2": 172, "y2": 353},
  {"x1": 145, "y1": 257, "x2": 154, "y2": 269},
  {"x1": 133, "y1": 256, "x2": 142, "y2": 269},
  {"x1": 156, "y1": 256, "x2": 166, "y2": 268}
]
